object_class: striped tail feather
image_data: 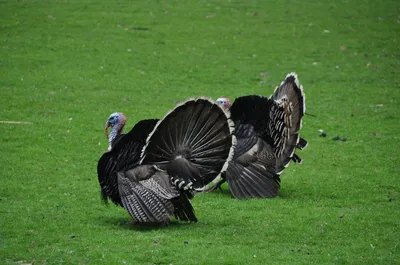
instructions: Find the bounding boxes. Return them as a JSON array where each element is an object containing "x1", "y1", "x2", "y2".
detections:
[
  {"x1": 272, "y1": 72, "x2": 306, "y2": 129},
  {"x1": 140, "y1": 98, "x2": 235, "y2": 189},
  {"x1": 118, "y1": 167, "x2": 198, "y2": 223},
  {"x1": 118, "y1": 172, "x2": 175, "y2": 223},
  {"x1": 271, "y1": 72, "x2": 307, "y2": 171}
]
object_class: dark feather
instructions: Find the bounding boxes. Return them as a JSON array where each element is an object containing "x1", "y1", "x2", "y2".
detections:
[
  {"x1": 297, "y1": 137, "x2": 308, "y2": 150},
  {"x1": 171, "y1": 192, "x2": 198, "y2": 222},
  {"x1": 230, "y1": 95, "x2": 272, "y2": 139},
  {"x1": 224, "y1": 136, "x2": 280, "y2": 199},
  {"x1": 97, "y1": 119, "x2": 159, "y2": 206}
]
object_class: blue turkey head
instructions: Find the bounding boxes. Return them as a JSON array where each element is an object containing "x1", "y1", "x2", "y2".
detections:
[
  {"x1": 104, "y1": 112, "x2": 126, "y2": 151},
  {"x1": 216, "y1": 97, "x2": 231, "y2": 109}
]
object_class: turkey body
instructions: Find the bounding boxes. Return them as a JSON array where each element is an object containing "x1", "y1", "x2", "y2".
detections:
[
  {"x1": 98, "y1": 98, "x2": 235, "y2": 224},
  {"x1": 210, "y1": 73, "x2": 308, "y2": 199},
  {"x1": 97, "y1": 119, "x2": 159, "y2": 206}
]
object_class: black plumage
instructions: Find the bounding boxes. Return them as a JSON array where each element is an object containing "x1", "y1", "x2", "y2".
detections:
[
  {"x1": 98, "y1": 98, "x2": 235, "y2": 225},
  {"x1": 98, "y1": 119, "x2": 159, "y2": 206},
  {"x1": 209, "y1": 72, "x2": 308, "y2": 199}
]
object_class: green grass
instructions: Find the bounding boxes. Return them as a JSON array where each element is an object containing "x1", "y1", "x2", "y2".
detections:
[{"x1": 1, "y1": 0, "x2": 399, "y2": 264}]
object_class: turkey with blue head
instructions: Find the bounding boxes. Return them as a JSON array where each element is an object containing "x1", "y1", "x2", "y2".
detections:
[
  {"x1": 207, "y1": 72, "x2": 308, "y2": 199},
  {"x1": 98, "y1": 113, "x2": 159, "y2": 206},
  {"x1": 97, "y1": 98, "x2": 235, "y2": 225}
]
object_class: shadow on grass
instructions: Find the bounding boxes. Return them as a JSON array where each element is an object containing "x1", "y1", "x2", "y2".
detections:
[
  {"x1": 203, "y1": 188, "x2": 232, "y2": 197},
  {"x1": 100, "y1": 216, "x2": 196, "y2": 231},
  {"x1": 200, "y1": 183, "x2": 234, "y2": 198},
  {"x1": 202, "y1": 185, "x2": 296, "y2": 200}
]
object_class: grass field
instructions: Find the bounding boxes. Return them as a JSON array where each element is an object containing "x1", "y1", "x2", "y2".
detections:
[{"x1": 1, "y1": 0, "x2": 399, "y2": 264}]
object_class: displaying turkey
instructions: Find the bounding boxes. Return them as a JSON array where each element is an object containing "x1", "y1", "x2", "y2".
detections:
[
  {"x1": 207, "y1": 72, "x2": 308, "y2": 199},
  {"x1": 97, "y1": 98, "x2": 235, "y2": 225}
]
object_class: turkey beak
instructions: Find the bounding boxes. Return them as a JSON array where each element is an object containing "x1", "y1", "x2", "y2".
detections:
[{"x1": 104, "y1": 121, "x2": 111, "y2": 140}]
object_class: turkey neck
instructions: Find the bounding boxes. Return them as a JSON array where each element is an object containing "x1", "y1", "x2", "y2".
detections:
[{"x1": 108, "y1": 123, "x2": 124, "y2": 150}]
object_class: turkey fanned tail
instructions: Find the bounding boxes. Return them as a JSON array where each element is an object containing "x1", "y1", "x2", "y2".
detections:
[{"x1": 141, "y1": 98, "x2": 236, "y2": 188}]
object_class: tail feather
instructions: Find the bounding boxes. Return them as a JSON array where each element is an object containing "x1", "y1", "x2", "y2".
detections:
[
  {"x1": 291, "y1": 154, "x2": 302, "y2": 164},
  {"x1": 297, "y1": 137, "x2": 308, "y2": 150},
  {"x1": 167, "y1": 157, "x2": 202, "y2": 188},
  {"x1": 141, "y1": 98, "x2": 235, "y2": 187},
  {"x1": 272, "y1": 72, "x2": 306, "y2": 130},
  {"x1": 171, "y1": 192, "x2": 198, "y2": 222},
  {"x1": 270, "y1": 72, "x2": 307, "y2": 171},
  {"x1": 118, "y1": 172, "x2": 174, "y2": 223}
]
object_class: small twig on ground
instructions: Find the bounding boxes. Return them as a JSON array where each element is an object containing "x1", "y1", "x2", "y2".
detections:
[{"x1": 0, "y1": 121, "x2": 33, "y2": 125}]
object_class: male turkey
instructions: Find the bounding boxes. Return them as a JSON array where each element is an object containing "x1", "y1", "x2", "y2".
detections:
[
  {"x1": 98, "y1": 116, "x2": 158, "y2": 206},
  {"x1": 97, "y1": 98, "x2": 235, "y2": 224},
  {"x1": 207, "y1": 72, "x2": 307, "y2": 199}
]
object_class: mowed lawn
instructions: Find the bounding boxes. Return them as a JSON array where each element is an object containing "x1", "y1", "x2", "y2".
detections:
[{"x1": 1, "y1": 0, "x2": 399, "y2": 264}]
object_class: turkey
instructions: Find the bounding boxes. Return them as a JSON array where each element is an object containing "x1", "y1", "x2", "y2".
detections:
[
  {"x1": 207, "y1": 72, "x2": 308, "y2": 199},
  {"x1": 97, "y1": 98, "x2": 235, "y2": 225},
  {"x1": 98, "y1": 115, "x2": 159, "y2": 206}
]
